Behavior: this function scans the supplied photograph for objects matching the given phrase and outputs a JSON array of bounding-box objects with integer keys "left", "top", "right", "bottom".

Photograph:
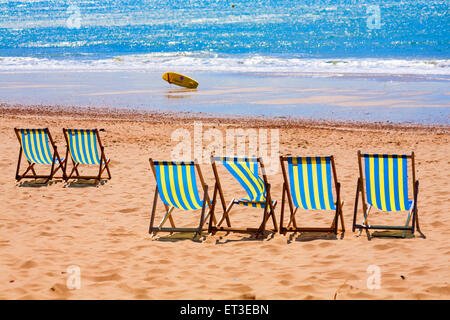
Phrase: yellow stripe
[
  {"left": 22, "top": 130, "right": 32, "bottom": 162},
  {"left": 378, "top": 156, "right": 387, "bottom": 211},
  {"left": 229, "top": 162, "right": 257, "bottom": 200},
  {"left": 398, "top": 157, "right": 406, "bottom": 211},
  {"left": 301, "top": 157, "right": 313, "bottom": 209},
  {"left": 29, "top": 130, "right": 40, "bottom": 164},
  {"left": 186, "top": 165, "right": 200, "bottom": 208},
  {"left": 168, "top": 165, "right": 184, "bottom": 209},
  {"left": 159, "top": 165, "right": 174, "bottom": 207},
  {"left": 91, "top": 131, "right": 99, "bottom": 164},
  {"left": 369, "top": 156, "right": 376, "bottom": 208},
  {"left": 34, "top": 130, "right": 46, "bottom": 164},
  {"left": 78, "top": 131, "right": 87, "bottom": 164},
  {"left": 292, "top": 158, "right": 302, "bottom": 208},
  {"left": 41, "top": 129, "right": 53, "bottom": 164},
  {"left": 238, "top": 161, "right": 265, "bottom": 198},
  {"left": 177, "top": 165, "right": 194, "bottom": 210},
  {"left": 388, "top": 157, "right": 396, "bottom": 211},
  {"left": 68, "top": 131, "right": 77, "bottom": 163},
  {"left": 84, "top": 131, "right": 91, "bottom": 164},
  {"left": 321, "top": 157, "right": 331, "bottom": 210},
  {"left": 311, "top": 158, "right": 321, "bottom": 209}
]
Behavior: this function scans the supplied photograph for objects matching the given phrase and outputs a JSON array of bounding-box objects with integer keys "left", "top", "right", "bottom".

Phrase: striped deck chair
[
  {"left": 14, "top": 128, "right": 66, "bottom": 183},
  {"left": 62, "top": 129, "right": 111, "bottom": 182},
  {"left": 352, "top": 151, "right": 420, "bottom": 237},
  {"left": 279, "top": 156, "right": 344, "bottom": 234},
  {"left": 209, "top": 156, "right": 278, "bottom": 236},
  {"left": 148, "top": 159, "right": 213, "bottom": 236}
]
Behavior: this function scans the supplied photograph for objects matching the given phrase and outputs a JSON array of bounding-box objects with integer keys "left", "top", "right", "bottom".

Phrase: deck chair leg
[
  {"left": 339, "top": 202, "right": 345, "bottom": 232},
  {"left": 352, "top": 178, "right": 360, "bottom": 232},
  {"left": 196, "top": 186, "right": 209, "bottom": 236},
  {"left": 280, "top": 184, "right": 286, "bottom": 234},
  {"left": 412, "top": 181, "right": 420, "bottom": 234},
  {"left": 256, "top": 198, "right": 270, "bottom": 238},
  {"left": 358, "top": 205, "right": 372, "bottom": 237},
  {"left": 217, "top": 200, "right": 234, "bottom": 228},
  {"left": 401, "top": 206, "right": 414, "bottom": 238},
  {"left": 287, "top": 207, "right": 298, "bottom": 229},
  {"left": 15, "top": 147, "right": 23, "bottom": 180},
  {"left": 149, "top": 188, "right": 159, "bottom": 235}
]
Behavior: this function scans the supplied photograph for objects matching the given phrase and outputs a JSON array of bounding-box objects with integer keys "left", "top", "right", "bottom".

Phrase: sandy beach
[{"left": 0, "top": 103, "right": 448, "bottom": 300}]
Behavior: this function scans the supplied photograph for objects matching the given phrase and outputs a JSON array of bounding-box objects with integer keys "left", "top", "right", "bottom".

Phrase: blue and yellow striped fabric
[
  {"left": 19, "top": 129, "right": 54, "bottom": 165},
  {"left": 287, "top": 156, "right": 336, "bottom": 210},
  {"left": 217, "top": 157, "right": 267, "bottom": 206},
  {"left": 67, "top": 129, "right": 100, "bottom": 165},
  {"left": 363, "top": 154, "right": 411, "bottom": 212},
  {"left": 153, "top": 161, "right": 204, "bottom": 211}
]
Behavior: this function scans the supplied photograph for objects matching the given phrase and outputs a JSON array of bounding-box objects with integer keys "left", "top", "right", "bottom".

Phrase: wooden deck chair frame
[
  {"left": 62, "top": 128, "right": 111, "bottom": 182},
  {"left": 279, "top": 155, "right": 345, "bottom": 235},
  {"left": 209, "top": 156, "right": 278, "bottom": 237},
  {"left": 14, "top": 128, "right": 66, "bottom": 183},
  {"left": 352, "top": 151, "right": 420, "bottom": 236},
  {"left": 148, "top": 159, "right": 214, "bottom": 236}
]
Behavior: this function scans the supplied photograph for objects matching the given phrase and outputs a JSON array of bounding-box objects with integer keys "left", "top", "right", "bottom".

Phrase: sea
[{"left": 0, "top": 0, "right": 449, "bottom": 124}]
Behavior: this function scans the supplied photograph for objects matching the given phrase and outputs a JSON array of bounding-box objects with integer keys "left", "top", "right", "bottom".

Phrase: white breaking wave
[{"left": 0, "top": 53, "right": 449, "bottom": 76}]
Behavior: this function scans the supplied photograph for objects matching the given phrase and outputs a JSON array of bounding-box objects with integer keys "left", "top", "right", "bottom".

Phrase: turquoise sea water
[{"left": 0, "top": 0, "right": 449, "bottom": 73}]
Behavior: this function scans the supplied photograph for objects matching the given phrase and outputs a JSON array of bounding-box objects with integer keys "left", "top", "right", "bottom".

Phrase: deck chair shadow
[
  {"left": 14, "top": 128, "right": 66, "bottom": 184},
  {"left": 279, "top": 156, "right": 345, "bottom": 235},
  {"left": 62, "top": 129, "right": 111, "bottom": 183},
  {"left": 148, "top": 159, "right": 214, "bottom": 237},
  {"left": 352, "top": 151, "right": 420, "bottom": 238},
  {"left": 209, "top": 156, "right": 278, "bottom": 237}
]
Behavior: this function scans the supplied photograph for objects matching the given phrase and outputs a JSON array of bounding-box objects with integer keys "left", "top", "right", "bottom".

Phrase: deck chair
[
  {"left": 279, "top": 156, "right": 345, "bottom": 234},
  {"left": 353, "top": 151, "right": 420, "bottom": 237},
  {"left": 209, "top": 156, "right": 278, "bottom": 236},
  {"left": 148, "top": 159, "right": 214, "bottom": 236},
  {"left": 14, "top": 128, "right": 66, "bottom": 183},
  {"left": 62, "top": 129, "right": 111, "bottom": 182}
]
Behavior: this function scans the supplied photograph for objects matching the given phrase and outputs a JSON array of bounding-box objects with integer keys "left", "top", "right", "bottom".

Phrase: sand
[{"left": 0, "top": 104, "right": 449, "bottom": 300}]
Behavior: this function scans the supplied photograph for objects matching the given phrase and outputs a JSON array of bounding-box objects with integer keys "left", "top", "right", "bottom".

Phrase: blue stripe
[
  {"left": 306, "top": 157, "right": 317, "bottom": 209},
  {"left": 287, "top": 159, "right": 300, "bottom": 208},
  {"left": 172, "top": 165, "right": 189, "bottom": 210},
  {"left": 315, "top": 157, "right": 326, "bottom": 209},
  {"left": 154, "top": 165, "right": 170, "bottom": 206},
  {"left": 383, "top": 155, "right": 391, "bottom": 211},
  {"left": 91, "top": 131, "right": 100, "bottom": 163},
  {"left": 325, "top": 157, "right": 336, "bottom": 210},
  {"left": 163, "top": 165, "right": 177, "bottom": 207},
  {"left": 31, "top": 129, "right": 45, "bottom": 164},
  {"left": 235, "top": 162, "right": 260, "bottom": 199},
  {"left": 222, "top": 161, "right": 254, "bottom": 200},
  {"left": 40, "top": 130, "right": 53, "bottom": 164},
  {"left": 80, "top": 130, "right": 90, "bottom": 165},
  {"left": 26, "top": 129, "right": 39, "bottom": 164},
  {"left": 296, "top": 157, "right": 309, "bottom": 209},
  {"left": 401, "top": 156, "right": 409, "bottom": 210},
  {"left": 364, "top": 156, "right": 372, "bottom": 206},
  {"left": 373, "top": 155, "right": 382, "bottom": 209},
  {"left": 392, "top": 155, "right": 400, "bottom": 211},
  {"left": 181, "top": 165, "right": 197, "bottom": 209},
  {"left": 189, "top": 165, "right": 203, "bottom": 207},
  {"left": 85, "top": 130, "right": 95, "bottom": 164}
]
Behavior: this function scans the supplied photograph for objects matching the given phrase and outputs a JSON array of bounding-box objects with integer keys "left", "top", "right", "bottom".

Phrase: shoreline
[{"left": 2, "top": 103, "right": 449, "bottom": 134}]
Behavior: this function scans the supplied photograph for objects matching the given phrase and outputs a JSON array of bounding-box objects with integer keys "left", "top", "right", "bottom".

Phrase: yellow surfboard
[{"left": 162, "top": 72, "right": 199, "bottom": 89}]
